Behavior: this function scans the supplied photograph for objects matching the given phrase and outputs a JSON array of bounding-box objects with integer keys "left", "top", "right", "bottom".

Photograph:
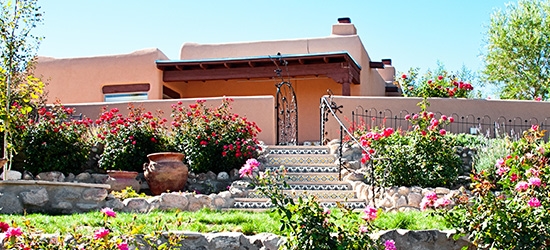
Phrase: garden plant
[
  {"left": 170, "top": 98, "right": 261, "bottom": 174},
  {"left": 95, "top": 104, "right": 172, "bottom": 172},
  {"left": 18, "top": 101, "right": 92, "bottom": 174},
  {"left": 353, "top": 98, "right": 462, "bottom": 187},
  {"left": 397, "top": 68, "right": 474, "bottom": 98},
  {"left": 239, "top": 158, "right": 396, "bottom": 250},
  {"left": 442, "top": 125, "right": 550, "bottom": 249},
  {"left": 0, "top": 207, "right": 185, "bottom": 249}
]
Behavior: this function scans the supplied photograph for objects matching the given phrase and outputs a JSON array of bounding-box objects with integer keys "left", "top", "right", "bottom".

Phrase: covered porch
[{"left": 156, "top": 52, "right": 362, "bottom": 144}]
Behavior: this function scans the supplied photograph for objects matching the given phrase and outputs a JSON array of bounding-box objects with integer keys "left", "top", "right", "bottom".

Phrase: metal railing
[
  {"left": 351, "top": 106, "right": 550, "bottom": 141},
  {"left": 320, "top": 93, "right": 390, "bottom": 206}
]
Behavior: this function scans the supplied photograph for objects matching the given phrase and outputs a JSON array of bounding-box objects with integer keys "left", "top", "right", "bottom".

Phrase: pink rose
[
  {"left": 515, "top": 181, "right": 529, "bottom": 192},
  {"left": 93, "top": 228, "right": 110, "bottom": 240},
  {"left": 5, "top": 227, "right": 22, "bottom": 238},
  {"left": 117, "top": 242, "right": 129, "bottom": 250},
  {"left": 528, "top": 177, "right": 541, "bottom": 187},
  {"left": 385, "top": 239, "right": 397, "bottom": 250},
  {"left": 528, "top": 197, "right": 541, "bottom": 207},
  {"left": 101, "top": 207, "right": 116, "bottom": 218},
  {"left": 362, "top": 206, "right": 378, "bottom": 221}
]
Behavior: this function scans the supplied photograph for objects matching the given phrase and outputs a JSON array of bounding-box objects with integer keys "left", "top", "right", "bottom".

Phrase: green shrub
[
  {"left": 472, "top": 137, "right": 509, "bottom": 173},
  {"left": 444, "top": 125, "right": 550, "bottom": 249},
  {"left": 397, "top": 67, "right": 474, "bottom": 98},
  {"left": 357, "top": 99, "right": 462, "bottom": 187},
  {"left": 19, "top": 103, "right": 92, "bottom": 175},
  {"left": 447, "top": 133, "right": 489, "bottom": 149},
  {"left": 96, "top": 104, "right": 172, "bottom": 172},
  {"left": 170, "top": 98, "right": 261, "bottom": 173}
]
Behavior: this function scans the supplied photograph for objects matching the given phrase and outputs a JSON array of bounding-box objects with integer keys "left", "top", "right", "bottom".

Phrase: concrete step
[
  {"left": 232, "top": 198, "right": 367, "bottom": 210},
  {"left": 286, "top": 182, "right": 351, "bottom": 191},
  {"left": 264, "top": 165, "right": 340, "bottom": 173},
  {"left": 283, "top": 172, "right": 341, "bottom": 182},
  {"left": 266, "top": 145, "right": 329, "bottom": 155},
  {"left": 266, "top": 154, "right": 336, "bottom": 167},
  {"left": 247, "top": 190, "right": 356, "bottom": 200}
]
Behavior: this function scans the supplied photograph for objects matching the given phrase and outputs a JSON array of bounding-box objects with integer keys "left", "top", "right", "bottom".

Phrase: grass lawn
[{"left": 0, "top": 208, "right": 453, "bottom": 236}]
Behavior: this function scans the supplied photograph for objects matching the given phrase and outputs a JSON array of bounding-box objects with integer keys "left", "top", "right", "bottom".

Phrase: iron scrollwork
[{"left": 276, "top": 81, "right": 298, "bottom": 145}]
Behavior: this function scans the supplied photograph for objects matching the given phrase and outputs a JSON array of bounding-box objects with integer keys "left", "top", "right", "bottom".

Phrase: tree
[
  {"left": 0, "top": 0, "right": 44, "bottom": 177},
  {"left": 482, "top": 0, "right": 550, "bottom": 100}
]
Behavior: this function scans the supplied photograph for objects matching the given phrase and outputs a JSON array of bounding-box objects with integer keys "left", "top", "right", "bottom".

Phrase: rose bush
[
  {"left": 444, "top": 125, "right": 550, "bottom": 249},
  {"left": 18, "top": 102, "right": 92, "bottom": 175},
  {"left": 171, "top": 98, "right": 261, "bottom": 173},
  {"left": 398, "top": 68, "right": 474, "bottom": 98},
  {"left": 355, "top": 99, "right": 462, "bottom": 187},
  {"left": 96, "top": 104, "right": 172, "bottom": 172}
]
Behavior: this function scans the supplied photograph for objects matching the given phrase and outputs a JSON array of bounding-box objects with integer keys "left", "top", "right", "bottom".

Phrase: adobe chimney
[{"left": 332, "top": 17, "right": 357, "bottom": 36}]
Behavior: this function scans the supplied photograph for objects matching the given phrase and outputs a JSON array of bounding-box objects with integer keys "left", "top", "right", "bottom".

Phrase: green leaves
[
  {"left": 171, "top": 98, "right": 261, "bottom": 173},
  {"left": 483, "top": 0, "right": 550, "bottom": 100},
  {"left": 447, "top": 126, "right": 550, "bottom": 249}
]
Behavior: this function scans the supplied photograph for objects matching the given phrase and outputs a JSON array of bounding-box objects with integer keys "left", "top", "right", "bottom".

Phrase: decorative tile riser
[
  {"left": 284, "top": 174, "right": 340, "bottom": 182},
  {"left": 233, "top": 201, "right": 366, "bottom": 210},
  {"left": 233, "top": 201, "right": 273, "bottom": 209},
  {"left": 267, "top": 148, "right": 329, "bottom": 155},
  {"left": 265, "top": 165, "right": 339, "bottom": 173},
  {"left": 267, "top": 155, "right": 336, "bottom": 166},
  {"left": 288, "top": 184, "right": 350, "bottom": 191},
  {"left": 247, "top": 190, "right": 356, "bottom": 200}
]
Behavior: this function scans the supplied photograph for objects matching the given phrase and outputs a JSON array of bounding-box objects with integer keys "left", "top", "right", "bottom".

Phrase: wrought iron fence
[{"left": 351, "top": 105, "right": 550, "bottom": 140}]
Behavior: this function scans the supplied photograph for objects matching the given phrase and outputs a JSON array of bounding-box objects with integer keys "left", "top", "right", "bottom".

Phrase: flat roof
[{"left": 155, "top": 51, "right": 363, "bottom": 84}]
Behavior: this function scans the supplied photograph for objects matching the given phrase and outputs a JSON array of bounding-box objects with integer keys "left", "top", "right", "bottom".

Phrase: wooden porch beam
[{"left": 163, "top": 62, "right": 360, "bottom": 84}]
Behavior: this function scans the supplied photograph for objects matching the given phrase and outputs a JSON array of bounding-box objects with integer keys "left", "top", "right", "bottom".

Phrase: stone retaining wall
[
  {"left": 0, "top": 179, "right": 236, "bottom": 214},
  {"left": 349, "top": 181, "right": 466, "bottom": 212},
  {"left": 0, "top": 171, "right": 470, "bottom": 214},
  {"left": 0, "top": 180, "right": 113, "bottom": 214},
  {"left": 1, "top": 230, "right": 472, "bottom": 250}
]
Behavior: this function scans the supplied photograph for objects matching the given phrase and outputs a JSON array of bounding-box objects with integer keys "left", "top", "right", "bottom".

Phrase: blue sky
[{"left": 36, "top": 1, "right": 511, "bottom": 77}]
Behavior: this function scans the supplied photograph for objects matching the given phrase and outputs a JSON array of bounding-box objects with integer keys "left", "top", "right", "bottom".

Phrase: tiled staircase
[{"left": 232, "top": 145, "right": 367, "bottom": 210}]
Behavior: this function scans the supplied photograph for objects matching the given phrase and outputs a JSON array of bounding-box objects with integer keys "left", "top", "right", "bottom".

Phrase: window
[
  {"left": 104, "top": 92, "right": 148, "bottom": 102},
  {"left": 102, "top": 83, "right": 150, "bottom": 102}
]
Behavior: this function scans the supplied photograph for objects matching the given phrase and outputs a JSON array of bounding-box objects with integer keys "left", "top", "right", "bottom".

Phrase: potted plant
[{"left": 95, "top": 104, "right": 172, "bottom": 192}]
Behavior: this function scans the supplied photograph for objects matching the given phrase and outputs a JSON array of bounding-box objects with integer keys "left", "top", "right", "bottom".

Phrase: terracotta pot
[
  {"left": 144, "top": 152, "right": 188, "bottom": 195},
  {"left": 106, "top": 170, "right": 141, "bottom": 192}
]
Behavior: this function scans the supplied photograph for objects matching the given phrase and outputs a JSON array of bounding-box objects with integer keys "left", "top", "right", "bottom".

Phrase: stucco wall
[
  {"left": 323, "top": 96, "right": 550, "bottom": 141},
  {"left": 65, "top": 96, "right": 276, "bottom": 145},
  {"left": 166, "top": 77, "right": 337, "bottom": 143},
  {"left": 35, "top": 48, "right": 169, "bottom": 103},
  {"left": 180, "top": 27, "right": 387, "bottom": 96}
]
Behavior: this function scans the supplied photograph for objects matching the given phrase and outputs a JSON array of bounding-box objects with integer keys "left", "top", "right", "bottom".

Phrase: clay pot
[
  {"left": 144, "top": 152, "right": 188, "bottom": 195},
  {"left": 106, "top": 170, "right": 141, "bottom": 192}
]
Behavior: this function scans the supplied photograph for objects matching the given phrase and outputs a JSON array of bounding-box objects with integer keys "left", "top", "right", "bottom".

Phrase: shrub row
[{"left": 13, "top": 98, "right": 261, "bottom": 175}]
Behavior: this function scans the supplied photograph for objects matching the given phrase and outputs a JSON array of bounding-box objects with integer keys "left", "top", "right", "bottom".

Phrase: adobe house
[{"left": 35, "top": 18, "right": 397, "bottom": 145}]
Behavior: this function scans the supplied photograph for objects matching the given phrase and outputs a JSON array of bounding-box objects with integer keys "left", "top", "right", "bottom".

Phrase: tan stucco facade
[
  {"left": 34, "top": 20, "right": 395, "bottom": 144},
  {"left": 36, "top": 48, "right": 169, "bottom": 103}
]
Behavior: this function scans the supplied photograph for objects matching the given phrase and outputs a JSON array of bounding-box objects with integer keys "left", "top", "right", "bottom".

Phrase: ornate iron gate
[{"left": 275, "top": 81, "right": 298, "bottom": 145}]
